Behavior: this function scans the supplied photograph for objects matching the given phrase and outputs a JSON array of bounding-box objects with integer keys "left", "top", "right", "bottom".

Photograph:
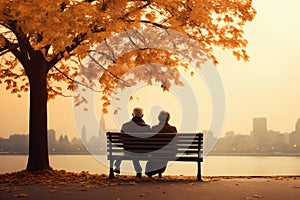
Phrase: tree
[{"left": 0, "top": 0, "right": 256, "bottom": 171}]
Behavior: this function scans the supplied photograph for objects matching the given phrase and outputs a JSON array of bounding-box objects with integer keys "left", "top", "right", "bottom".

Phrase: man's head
[
  {"left": 158, "top": 111, "right": 170, "bottom": 123},
  {"left": 132, "top": 107, "right": 144, "bottom": 118}
]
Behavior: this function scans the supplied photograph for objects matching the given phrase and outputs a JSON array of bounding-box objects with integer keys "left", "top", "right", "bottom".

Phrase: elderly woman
[{"left": 145, "top": 111, "right": 177, "bottom": 178}]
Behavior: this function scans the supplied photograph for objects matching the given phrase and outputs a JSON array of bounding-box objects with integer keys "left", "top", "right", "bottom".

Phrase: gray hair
[
  {"left": 158, "top": 111, "right": 170, "bottom": 123},
  {"left": 132, "top": 107, "right": 143, "bottom": 117}
]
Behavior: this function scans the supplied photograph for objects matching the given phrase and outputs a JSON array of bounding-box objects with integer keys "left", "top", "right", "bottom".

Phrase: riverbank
[
  {"left": 1, "top": 170, "right": 300, "bottom": 200},
  {"left": 1, "top": 152, "right": 300, "bottom": 156}
]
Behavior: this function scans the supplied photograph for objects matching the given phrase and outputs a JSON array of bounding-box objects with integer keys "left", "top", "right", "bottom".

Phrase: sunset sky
[{"left": 0, "top": 0, "right": 300, "bottom": 140}]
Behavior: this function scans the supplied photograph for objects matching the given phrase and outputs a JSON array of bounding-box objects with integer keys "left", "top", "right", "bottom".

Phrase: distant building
[
  {"left": 253, "top": 118, "right": 267, "bottom": 134},
  {"left": 203, "top": 130, "right": 217, "bottom": 152},
  {"left": 296, "top": 119, "right": 300, "bottom": 133},
  {"left": 99, "top": 114, "right": 106, "bottom": 138},
  {"left": 290, "top": 119, "right": 300, "bottom": 147},
  {"left": 266, "top": 130, "right": 288, "bottom": 150},
  {"left": 59, "top": 135, "right": 70, "bottom": 145},
  {"left": 225, "top": 131, "right": 235, "bottom": 138},
  {"left": 81, "top": 126, "right": 87, "bottom": 143},
  {"left": 283, "top": 133, "right": 290, "bottom": 145},
  {"left": 48, "top": 129, "right": 56, "bottom": 148},
  {"left": 8, "top": 134, "right": 28, "bottom": 153},
  {"left": 71, "top": 137, "right": 81, "bottom": 145},
  {"left": 9, "top": 134, "right": 28, "bottom": 145},
  {"left": 251, "top": 117, "right": 267, "bottom": 147}
]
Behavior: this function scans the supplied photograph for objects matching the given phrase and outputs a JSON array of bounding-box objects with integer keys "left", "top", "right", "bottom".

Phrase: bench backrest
[{"left": 106, "top": 132, "right": 203, "bottom": 157}]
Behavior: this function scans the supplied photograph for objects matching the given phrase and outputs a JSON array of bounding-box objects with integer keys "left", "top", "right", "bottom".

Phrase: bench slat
[
  {"left": 106, "top": 149, "right": 199, "bottom": 154},
  {"left": 106, "top": 144, "right": 202, "bottom": 148},
  {"left": 107, "top": 155, "right": 203, "bottom": 162},
  {"left": 107, "top": 132, "right": 200, "bottom": 137}
]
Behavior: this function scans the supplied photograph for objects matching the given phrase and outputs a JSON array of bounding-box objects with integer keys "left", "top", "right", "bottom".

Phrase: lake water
[{"left": 1, "top": 155, "right": 300, "bottom": 176}]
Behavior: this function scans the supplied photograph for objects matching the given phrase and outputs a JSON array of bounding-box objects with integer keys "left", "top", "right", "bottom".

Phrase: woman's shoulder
[
  {"left": 167, "top": 124, "right": 177, "bottom": 133},
  {"left": 151, "top": 124, "right": 177, "bottom": 133}
]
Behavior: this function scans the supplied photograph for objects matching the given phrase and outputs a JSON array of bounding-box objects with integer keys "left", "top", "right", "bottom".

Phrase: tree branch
[
  {"left": 103, "top": 38, "right": 117, "bottom": 62},
  {"left": 0, "top": 47, "right": 11, "bottom": 56},
  {"left": 0, "top": 38, "right": 20, "bottom": 57},
  {"left": 53, "top": 66, "right": 101, "bottom": 92},
  {"left": 124, "top": 29, "right": 149, "bottom": 50},
  {"left": 88, "top": 50, "right": 116, "bottom": 63},
  {"left": 125, "top": 19, "right": 169, "bottom": 29},
  {"left": 1, "top": 23, "right": 33, "bottom": 64},
  {"left": 13, "top": 28, "right": 36, "bottom": 62},
  {"left": 48, "top": 33, "right": 88, "bottom": 70},
  {"left": 0, "top": 34, "right": 29, "bottom": 69},
  {"left": 48, "top": 87, "right": 73, "bottom": 98},
  {"left": 119, "top": 0, "right": 151, "bottom": 20},
  {"left": 87, "top": 54, "right": 129, "bottom": 86}
]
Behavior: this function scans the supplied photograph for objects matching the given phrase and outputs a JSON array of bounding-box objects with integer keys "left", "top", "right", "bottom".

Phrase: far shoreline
[{"left": 1, "top": 152, "right": 300, "bottom": 157}]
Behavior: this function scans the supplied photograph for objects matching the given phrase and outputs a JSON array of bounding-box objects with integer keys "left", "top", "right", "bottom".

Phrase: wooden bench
[{"left": 106, "top": 132, "right": 203, "bottom": 181}]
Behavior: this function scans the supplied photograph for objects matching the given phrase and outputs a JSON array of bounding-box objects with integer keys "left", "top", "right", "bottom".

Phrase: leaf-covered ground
[
  {"left": 1, "top": 171, "right": 300, "bottom": 200},
  {"left": 0, "top": 170, "right": 208, "bottom": 187},
  {"left": 1, "top": 170, "right": 299, "bottom": 187}
]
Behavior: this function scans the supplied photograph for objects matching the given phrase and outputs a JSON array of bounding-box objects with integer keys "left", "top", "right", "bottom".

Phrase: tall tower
[
  {"left": 252, "top": 117, "right": 267, "bottom": 147},
  {"left": 253, "top": 118, "right": 267, "bottom": 134},
  {"left": 99, "top": 114, "right": 106, "bottom": 138},
  {"left": 290, "top": 119, "right": 300, "bottom": 146},
  {"left": 81, "top": 126, "right": 87, "bottom": 143},
  {"left": 48, "top": 129, "right": 56, "bottom": 148},
  {"left": 296, "top": 119, "right": 300, "bottom": 133}
]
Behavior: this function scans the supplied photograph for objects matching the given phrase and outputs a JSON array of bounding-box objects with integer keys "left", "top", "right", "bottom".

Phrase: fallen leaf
[
  {"left": 0, "top": 187, "right": 10, "bottom": 192},
  {"left": 129, "top": 181, "right": 138, "bottom": 185},
  {"left": 14, "top": 193, "right": 29, "bottom": 198},
  {"left": 198, "top": 185, "right": 207, "bottom": 187},
  {"left": 252, "top": 194, "right": 263, "bottom": 198}
]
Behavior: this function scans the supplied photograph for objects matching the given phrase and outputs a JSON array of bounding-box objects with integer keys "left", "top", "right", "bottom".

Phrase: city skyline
[
  {"left": 1, "top": 116, "right": 300, "bottom": 140},
  {"left": 1, "top": 117, "right": 300, "bottom": 155}
]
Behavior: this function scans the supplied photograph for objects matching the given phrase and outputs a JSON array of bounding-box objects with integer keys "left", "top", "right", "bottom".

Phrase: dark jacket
[
  {"left": 121, "top": 117, "right": 151, "bottom": 133},
  {"left": 145, "top": 122, "right": 178, "bottom": 176},
  {"left": 151, "top": 122, "right": 177, "bottom": 155},
  {"left": 151, "top": 123, "right": 177, "bottom": 133},
  {"left": 121, "top": 117, "right": 151, "bottom": 153}
]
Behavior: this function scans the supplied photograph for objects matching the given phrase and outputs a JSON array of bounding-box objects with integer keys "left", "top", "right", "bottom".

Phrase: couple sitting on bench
[{"left": 113, "top": 107, "right": 177, "bottom": 178}]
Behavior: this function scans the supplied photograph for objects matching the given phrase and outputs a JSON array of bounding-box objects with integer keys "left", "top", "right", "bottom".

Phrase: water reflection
[{"left": 1, "top": 155, "right": 300, "bottom": 176}]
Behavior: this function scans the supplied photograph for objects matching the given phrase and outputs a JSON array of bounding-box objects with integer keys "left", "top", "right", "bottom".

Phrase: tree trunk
[{"left": 26, "top": 60, "right": 50, "bottom": 171}]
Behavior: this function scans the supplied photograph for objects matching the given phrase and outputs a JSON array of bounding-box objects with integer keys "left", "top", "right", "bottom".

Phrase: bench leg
[
  {"left": 109, "top": 159, "right": 114, "bottom": 179},
  {"left": 197, "top": 161, "right": 202, "bottom": 181},
  {"left": 158, "top": 173, "right": 162, "bottom": 178}
]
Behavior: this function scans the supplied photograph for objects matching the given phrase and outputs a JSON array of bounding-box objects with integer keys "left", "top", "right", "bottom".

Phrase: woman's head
[{"left": 158, "top": 111, "right": 170, "bottom": 123}]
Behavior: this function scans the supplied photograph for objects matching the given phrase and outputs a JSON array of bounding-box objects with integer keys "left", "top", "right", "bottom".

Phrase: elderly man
[{"left": 114, "top": 107, "right": 151, "bottom": 178}]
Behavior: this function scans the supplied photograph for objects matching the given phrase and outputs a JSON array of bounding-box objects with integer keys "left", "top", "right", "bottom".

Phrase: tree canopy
[{"left": 1, "top": 0, "right": 256, "bottom": 103}]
